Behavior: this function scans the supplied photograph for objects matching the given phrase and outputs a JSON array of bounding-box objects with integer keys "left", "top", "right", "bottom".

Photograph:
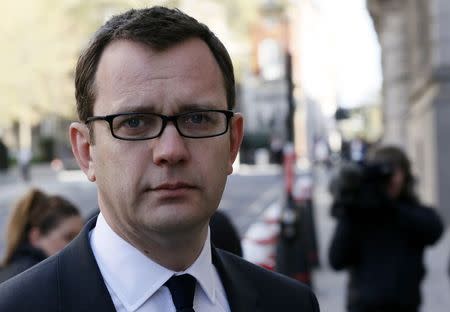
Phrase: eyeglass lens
[{"left": 111, "top": 111, "right": 228, "bottom": 139}]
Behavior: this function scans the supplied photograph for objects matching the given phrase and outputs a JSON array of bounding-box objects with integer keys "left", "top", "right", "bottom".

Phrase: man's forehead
[
  {"left": 100, "top": 38, "right": 212, "bottom": 64},
  {"left": 93, "top": 38, "right": 227, "bottom": 114},
  {"left": 95, "top": 38, "right": 223, "bottom": 85}
]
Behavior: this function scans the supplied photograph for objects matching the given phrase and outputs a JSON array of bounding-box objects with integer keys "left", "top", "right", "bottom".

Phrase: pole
[
  {"left": 275, "top": 51, "right": 312, "bottom": 287},
  {"left": 285, "top": 52, "right": 295, "bottom": 143}
]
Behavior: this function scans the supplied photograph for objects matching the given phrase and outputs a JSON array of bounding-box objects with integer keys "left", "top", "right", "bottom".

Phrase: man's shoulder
[
  {"left": 0, "top": 256, "right": 39, "bottom": 283},
  {"left": 218, "top": 249, "right": 306, "bottom": 288},
  {"left": 216, "top": 249, "right": 320, "bottom": 311},
  {"left": 0, "top": 255, "right": 59, "bottom": 310}
]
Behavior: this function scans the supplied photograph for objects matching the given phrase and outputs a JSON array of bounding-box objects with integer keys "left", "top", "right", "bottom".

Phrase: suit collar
[
  {"left": 212, "top": 247, "right": 259, "bottom": 312},
  {"left": 57, "top": 217, "right": 116, "bottom": 312},
  {"left": 57, "top": 217, "right": 259, "bottom": 312}
]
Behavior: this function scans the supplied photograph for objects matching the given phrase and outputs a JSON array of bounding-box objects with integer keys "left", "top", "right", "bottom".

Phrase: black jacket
[
  {"left": 210, "top": 210, "right": 243, "bottom": 257},
  {"left": 0, "top": 244, "right": 46, "bottom": 284},
  {"left": 329, "top": 200, "right": 443, "bottom": 311},
  {"left": 0, "top": 217, "right": 320, "bottom": 311}
]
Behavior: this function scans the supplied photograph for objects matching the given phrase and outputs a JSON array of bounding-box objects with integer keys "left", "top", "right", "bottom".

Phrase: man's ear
[
  {"left": 69, "top": 122, "right": 96, "bottom": 182},
  {"left": 227, "top": 113, "right": 244, "bottom": 175}
]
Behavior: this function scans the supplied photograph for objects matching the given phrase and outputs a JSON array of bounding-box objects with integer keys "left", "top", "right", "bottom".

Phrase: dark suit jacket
[
  {"left": 210, "top": 210, "right": 243, "bottom": 257},
  {"left": 0, "top": 218, "right": 320, "bottom": 311}
]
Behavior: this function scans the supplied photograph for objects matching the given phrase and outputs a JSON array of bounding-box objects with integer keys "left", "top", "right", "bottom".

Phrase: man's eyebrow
[
  {"left": 112, "top": 102, "right": 224, "bottom": 115},
  {"left": 176, "top": 103, "right": 221, "bottom": 112}
]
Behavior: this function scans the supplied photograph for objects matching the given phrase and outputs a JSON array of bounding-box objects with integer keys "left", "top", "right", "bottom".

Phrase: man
[{"left": 0, "top": 7, "right": 320, "bottom": 311}]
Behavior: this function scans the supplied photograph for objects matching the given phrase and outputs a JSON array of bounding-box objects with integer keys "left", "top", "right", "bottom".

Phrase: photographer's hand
[
  {"left": 328, "top": 216, "right": 359, "bottom": 270},
  {"left": 396, "top": 203, "right": 444, "bottom": 245}
]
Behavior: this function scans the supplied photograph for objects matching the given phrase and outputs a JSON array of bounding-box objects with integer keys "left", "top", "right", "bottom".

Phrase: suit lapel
[
  {"left": 57, "top": 217, "right": 116, "bottom": 312},
  {"left": 212, "top": 247, "right": 259, "bottom": 312},
  {"left": 56, "top": 219, "right": 259, "bottom": 312}
]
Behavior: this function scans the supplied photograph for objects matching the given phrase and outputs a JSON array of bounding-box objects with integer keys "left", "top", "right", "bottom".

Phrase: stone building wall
[{"left": 368, "top": 0, "right": 450, "bottom": 222}]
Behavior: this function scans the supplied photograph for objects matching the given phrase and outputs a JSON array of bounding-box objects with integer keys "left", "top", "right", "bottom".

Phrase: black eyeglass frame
[{"left": 84, "top": 109, "right": 235, "bottom": 141}]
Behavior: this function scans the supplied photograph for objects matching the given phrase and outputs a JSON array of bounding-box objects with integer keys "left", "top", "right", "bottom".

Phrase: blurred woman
[
  {"left": 0, "top": 189, "right": 83, "bottom": 283},
  {"left": 329, "top": 146, "right": 444, "bottom": 312}
]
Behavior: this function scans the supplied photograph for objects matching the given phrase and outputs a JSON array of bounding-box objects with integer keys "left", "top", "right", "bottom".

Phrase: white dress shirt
[{"left": 90, "top": 213, "right": 231, "bottom": 312}]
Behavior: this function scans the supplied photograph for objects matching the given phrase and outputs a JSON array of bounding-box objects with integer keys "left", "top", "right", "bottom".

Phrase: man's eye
[
  {"left": 188, "top": 113, "right": 205, "bottom": 124},
  {"left": 125, "top": 118, "right": 142, "bottom": 128}
]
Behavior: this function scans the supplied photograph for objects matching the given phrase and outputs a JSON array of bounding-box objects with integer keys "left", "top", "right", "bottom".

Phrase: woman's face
[
  {"left": 387, "top": 167, "right": 405, "bottom": 199},
  {"left": 31, "top": 215, "right": 84, "bottom": 257}
]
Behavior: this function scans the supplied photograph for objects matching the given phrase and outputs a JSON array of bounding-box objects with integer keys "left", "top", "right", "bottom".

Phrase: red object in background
[{"left": 283, "top": 143, "right": 296, "bottom": 195}]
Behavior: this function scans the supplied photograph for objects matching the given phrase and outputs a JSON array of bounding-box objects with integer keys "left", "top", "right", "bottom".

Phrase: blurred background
[
  {"left": 0, "top": 0, "right": 449, "bottom": 311},
  {"left": 0, "top": 0, "right": 384, "bottom": 177}
]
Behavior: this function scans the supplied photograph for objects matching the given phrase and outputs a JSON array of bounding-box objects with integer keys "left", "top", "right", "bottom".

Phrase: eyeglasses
[{"left": 85, "top": 109, "right": 234, "bottom": 140}]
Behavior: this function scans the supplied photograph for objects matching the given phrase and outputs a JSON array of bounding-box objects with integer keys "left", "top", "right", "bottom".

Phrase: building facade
[{"left": 368, "top": 0, "right": 450, "bottom": 223}]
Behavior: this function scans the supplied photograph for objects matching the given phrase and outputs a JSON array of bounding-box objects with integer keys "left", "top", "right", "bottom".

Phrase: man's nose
[{"left": 152, "top": 122, "right": 190, "bottom": 166}]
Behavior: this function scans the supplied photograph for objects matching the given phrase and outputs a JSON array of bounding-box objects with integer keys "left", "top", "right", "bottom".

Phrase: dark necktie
[{"left": 165, "top": 274, "right": 196, "bottom": 312}]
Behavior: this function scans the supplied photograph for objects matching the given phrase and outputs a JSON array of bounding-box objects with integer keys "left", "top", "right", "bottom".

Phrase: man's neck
[{"left": 103, "top": 214, "right": 209, "bottom": 271}]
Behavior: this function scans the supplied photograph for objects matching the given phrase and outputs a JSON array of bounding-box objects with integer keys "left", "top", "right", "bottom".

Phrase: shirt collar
[
  {"left": 183, "top": 226, "right": 216, "bottom": 304},
  {"left": 90, "top": 212, "right": 216, "bottom": 311}
]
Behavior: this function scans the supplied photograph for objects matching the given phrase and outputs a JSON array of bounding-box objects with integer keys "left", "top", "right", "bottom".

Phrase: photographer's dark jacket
[{"left": 329, "top": 200, "right": 443, "bottom": 311}]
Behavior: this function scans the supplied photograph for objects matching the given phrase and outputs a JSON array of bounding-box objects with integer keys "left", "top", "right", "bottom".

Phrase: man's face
[{"left": 73, "top": 38, "right": 243, "bottom": 240}]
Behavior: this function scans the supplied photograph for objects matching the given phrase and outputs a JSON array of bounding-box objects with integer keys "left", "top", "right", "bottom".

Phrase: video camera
[{"left": 329, "top": 161, "right": 395, "bottom": 218}]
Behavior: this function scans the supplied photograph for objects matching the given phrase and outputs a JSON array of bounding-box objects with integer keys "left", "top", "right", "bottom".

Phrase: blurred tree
[
  {"left": 0, "top": 0, "right": 259, "bottom": 127},
  {"left": 0, "top": 0, "right": 263, "bottom": 154},
  {"left": 0, "top": 1, "right": 94, "bottom": 128}
]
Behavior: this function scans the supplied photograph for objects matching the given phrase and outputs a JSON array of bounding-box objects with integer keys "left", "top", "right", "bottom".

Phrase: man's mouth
[{"left": 152, "top": 182, "right": 195, "bottom": 191}]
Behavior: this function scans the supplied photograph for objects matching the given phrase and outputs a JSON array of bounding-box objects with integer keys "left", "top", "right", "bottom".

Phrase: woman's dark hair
[
  {"left": 367, "top": 145, "right": 418, "bottom": 203},
  {"left": 1, "top": 189, "right": 80, "bottom": 266},
  {"left": 75, "top": 6, "right": 235, "bottom": 123}
]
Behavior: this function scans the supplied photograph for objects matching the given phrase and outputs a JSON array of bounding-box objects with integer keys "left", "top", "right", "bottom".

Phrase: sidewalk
[
  {"left": 312, "top": 167, "right": 346, "bottom": 312},
  {"left": 0, "top": 163, "right": 57, "bottom": 185}
]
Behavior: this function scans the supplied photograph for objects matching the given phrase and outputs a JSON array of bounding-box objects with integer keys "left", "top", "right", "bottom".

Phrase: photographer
[{"left": 328, "top": 146, "right": 443, "bottom": 312}]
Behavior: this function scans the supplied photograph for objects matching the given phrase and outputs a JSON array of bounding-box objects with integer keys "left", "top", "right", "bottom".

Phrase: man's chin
[{"left": 137, "top": 207, "right": 208, "bottom": 231}]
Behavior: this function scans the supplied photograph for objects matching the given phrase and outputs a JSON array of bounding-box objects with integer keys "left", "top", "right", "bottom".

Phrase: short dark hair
[
  {"left": 367, "top": 145, "right": 418, "bottom": 203},
  {"left": 75, "top": 6, "right": 235, "bottom": 122}
]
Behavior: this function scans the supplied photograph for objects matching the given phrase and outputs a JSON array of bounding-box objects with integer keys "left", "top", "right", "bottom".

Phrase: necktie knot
[{"left": 165, "top": 274, "right": 196, "bottom": 312}]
